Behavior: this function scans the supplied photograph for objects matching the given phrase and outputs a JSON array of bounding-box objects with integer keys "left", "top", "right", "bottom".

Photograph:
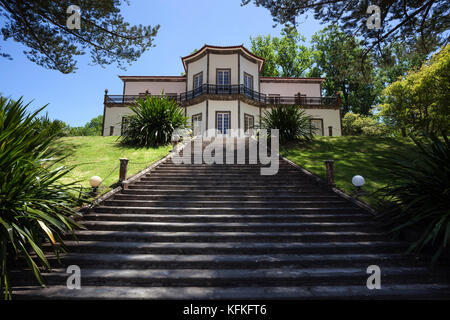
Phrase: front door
[{"left": 216, "top": 112, "right": 230, "bottom": 135}]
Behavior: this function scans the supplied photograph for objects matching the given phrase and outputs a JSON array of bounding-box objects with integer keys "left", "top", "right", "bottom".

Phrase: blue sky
[{"left": 0, "top": 0, "right": 324, "bottom": 126}]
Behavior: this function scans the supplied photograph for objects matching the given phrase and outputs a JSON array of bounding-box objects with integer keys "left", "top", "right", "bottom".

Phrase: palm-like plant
[
  {"left": 0, "top": 97, "right": 84, "bottom": 299},
  {"left": 260, "top": 106, "right": 314, "bottom": 144},
  {"left": 376, "top": 133, "right": 450, "bottom": 263},
  {"left": 121, "top": 96, "right": 188, "bottom": 147}
]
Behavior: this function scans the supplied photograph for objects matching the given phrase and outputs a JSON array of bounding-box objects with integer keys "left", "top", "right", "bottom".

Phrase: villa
[{"left": 102, "top": 44, "right": 342, "bottom": 137}]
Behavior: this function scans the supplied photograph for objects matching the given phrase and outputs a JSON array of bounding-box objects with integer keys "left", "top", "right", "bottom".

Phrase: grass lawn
[
  {"left": 56, "top": 136, "right": 172, "bottom": 193},
  {"left": 280, "top": 136, "right": 418, "bottom": 206}
]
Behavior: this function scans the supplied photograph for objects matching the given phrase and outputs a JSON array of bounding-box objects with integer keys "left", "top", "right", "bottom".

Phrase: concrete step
[
  {"left": 150, "top": 170, "right": 303, "bottom": 175},
  {"left": 40, "top": 252, "right": 429, "bottom": 269},
  {"left": 120, "top": 189, "right": 335, "bottom": 196},
  {"left": 126, "top": 184, "right": 326, "bottom": 191},
  {"left": 80, "top": 220, "right": 375, "bottom": 232},
  {"left": 12, "top": 266, "right": 447, "bottom": 288},
  {"left": 93, "top": 206, "right": 363, "bottom": 214},
  {"left": 157, "top": 164, "right": 294, "bottom": 169},
  {"left": 133, "top": 180, "right": 320, "bottom": 186},
  {"left": 53, "top": 241, "right": 407, "bottom": 255},
  {"left": 13, "top": 283, "right": 450, "bottom": 299},
  {"left": 83, "top": 212, "right": 372, "bottom": 223},
  {"left": 113, "top": 193, "right": 341, "bottom": 201},
  {"left": 102, "top": 199, "right": 351, "bottom": 208},
  {"left": 70, "top": 230, "right": 388, "bottom": 242}
]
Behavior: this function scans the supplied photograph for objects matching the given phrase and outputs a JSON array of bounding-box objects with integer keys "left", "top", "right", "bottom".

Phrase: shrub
[
  {"left": 342, "top": 112, "right": 389, "bottom": 136},
  {"left": 34, "top": 113, "right": 67, "bottom": 137},
  {"left": 66, "top": 115, "right": 103, "bottom": 136},
  {"left": 121, "top": 96, "right": 187, "bottom": 147},
  {"left": 0, "top": 97, "right": 84, "bottom": 299},
  {"left": 260, "top": 106, "right": 313, "bottom": 144},
  {"left": 376, "top": 133, "right": 450, "bottom": 263}
]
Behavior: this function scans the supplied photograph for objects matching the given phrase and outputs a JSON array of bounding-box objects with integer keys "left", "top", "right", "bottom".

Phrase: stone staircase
[{"left": 11, "top": 138, "right": 450, "bottom": 299}]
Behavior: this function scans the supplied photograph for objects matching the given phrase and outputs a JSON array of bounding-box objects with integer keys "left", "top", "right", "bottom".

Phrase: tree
[
  {"left": 242, "top": 0, "right": 449, "bottom": 57},
  {"left": 342, "top": 112, "right": 388, "bottom": 136},
  {"left": 310, "top": 25, "right": 379, "bottom": 115},
  {"left": 0, "top": 1, "right": 159, "bottom": 73},
  {"left": 250, "top": 24, "right": 313, "bottom": 77},
  {"left": 376, "top": 40, "right": 436, "bottom": 86},
  {"left": 378, "top": 45, "right": 450, "bottom": 136},
  {"left": 67, "top": 115, "right": 103, "bottom": 136}
]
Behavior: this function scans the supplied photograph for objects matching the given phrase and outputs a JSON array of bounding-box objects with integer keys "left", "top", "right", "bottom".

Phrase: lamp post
[
  {"left": 351, "top": 175, "right": 369, "bottom": 197},
  {"left": 89, "top": 176, "right": 102, "bottom": 196}
]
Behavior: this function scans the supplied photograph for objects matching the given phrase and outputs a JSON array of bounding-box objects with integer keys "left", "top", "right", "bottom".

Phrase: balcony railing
[{"left": 105, "top": 84, "right": 338, "bottom": 107}]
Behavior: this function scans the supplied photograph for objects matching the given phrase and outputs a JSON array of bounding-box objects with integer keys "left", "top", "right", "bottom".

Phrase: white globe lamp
[
  {"left": 352, "top": 175, "right": 365, "bottom": 188},
  {"left": 89, "top": 176, "right": 102, "bottom": 195}
]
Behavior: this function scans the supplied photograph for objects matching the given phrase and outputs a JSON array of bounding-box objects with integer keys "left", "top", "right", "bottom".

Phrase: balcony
[{"left": 105, "top": 84, "right": 338, "bottom": 108}]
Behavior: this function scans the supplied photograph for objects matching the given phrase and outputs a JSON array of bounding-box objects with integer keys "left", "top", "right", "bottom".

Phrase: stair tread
[
  {"left": 13, "top": 284, "right": 450, "bottom": 299},
  {"left": 58, "top": 240, "right": 407, "bottom": 249},
  {"left": 29, "top": 266, "right": 439, "bottom": 279}
]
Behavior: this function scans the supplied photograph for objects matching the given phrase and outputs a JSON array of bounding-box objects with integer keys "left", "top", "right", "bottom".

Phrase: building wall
[
  {"left": 303, "top": 108, "right": 342, "bottom": 136},
  {"left": 103, "top": 107, "right": 135, "bottom": 136},
  {"left": 187, "top": 55, "right": 207, "bottom": 91},
  {"left": 123, "top": 81, "right": 186, "bottom": 96},
  {"left": 239, "top": 55, "right": 259, "bottom": 89},
  {"left": 208, "top": 53, "right": 239, "bottom": 85},
  {"left": 185, "top": 101, "right": 206, "bottom": 134},
  {"left": 240, "top": 102, "right": 261, "bottom": 130},
  {"left": 260, "top": 81, "right": 321, "bottom": 97}
]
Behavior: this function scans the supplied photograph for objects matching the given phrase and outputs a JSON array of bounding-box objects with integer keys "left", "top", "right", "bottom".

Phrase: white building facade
[{"left": 102, "top": 45, "right": 342, "bottom": 137}]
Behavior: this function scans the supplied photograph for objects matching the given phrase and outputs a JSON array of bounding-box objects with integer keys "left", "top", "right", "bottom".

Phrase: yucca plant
[
  {"left": 0, "top": 97, "right": 84, "bottom": 299},
  {"left": 121, "top": 95, "right": 188, "bottom": 147},
  {"left": 376, "top": 133, "right": 450, "bottom": 263},
  {"left": 260, "top": 106, "right": 314, "bottom": 144}
]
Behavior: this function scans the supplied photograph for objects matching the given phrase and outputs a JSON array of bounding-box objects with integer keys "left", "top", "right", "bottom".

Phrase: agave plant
[
  {"left": 0, "top": 97, "right": 84, "bottom": 299},
  {"left": 376, "top": 133, "right": 450, "bottom": 263},
  {"left": 260, "top": 106, "right": 314, "bottom": 144},
  {"left": 121, "top": 95, "right": 188, "bottom": 147}
]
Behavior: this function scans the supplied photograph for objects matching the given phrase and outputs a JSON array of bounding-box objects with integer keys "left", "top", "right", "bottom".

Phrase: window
[
  {"left": 193, "top": 72, "right": 203, "bottom": 96},
  {"left": 217, "top": 69, "right": 231, "bottom": 93},
  {"left": 310, "top": 119, "right": 324, "bottom": 136},
  {"left": 109, "top": 126, "right": 114, "bottom": 136},
  {"left": 243, "top": 72, "right": 253, "bottom": 90},
  {"left": 268, "top": 94, "right": 280, "bottom": 104},
  {"left": 216, "top": 112, "right": 231, "bottom": 135},
  {"left": 192, "top": 113, "right": 202, "bottom": 136},
  {"left": 244, "top": 114, "right": 254, "bottom": 135}
]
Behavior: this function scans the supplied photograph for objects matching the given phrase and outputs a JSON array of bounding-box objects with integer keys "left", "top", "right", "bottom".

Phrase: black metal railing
[{"left": 105, "top": 84, "right": 338, "bottom": 106}]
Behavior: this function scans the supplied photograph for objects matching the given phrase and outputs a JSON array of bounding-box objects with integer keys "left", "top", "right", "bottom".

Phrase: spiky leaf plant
[
  {"left": 376, "top": 133, "right": 450, "bottom": 263},
  {"left": 121, "top": 96, "right": 187, "bottom": 147},
  {"left": 260, "top": 105, "right": 314, "bottom": 144},
  {"left": 0, "top": 97, "right": 84, "bottom": 299}
]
